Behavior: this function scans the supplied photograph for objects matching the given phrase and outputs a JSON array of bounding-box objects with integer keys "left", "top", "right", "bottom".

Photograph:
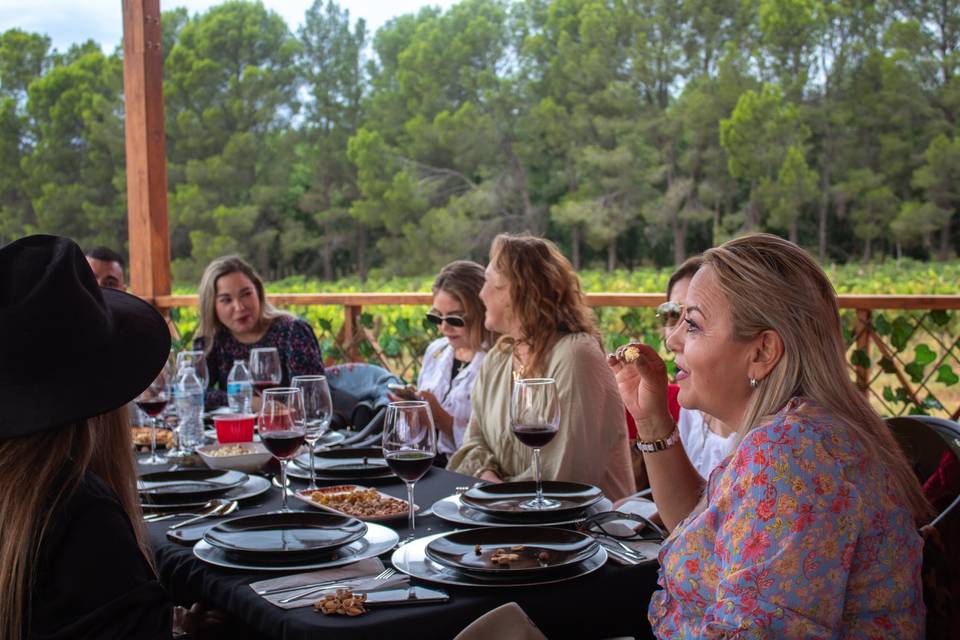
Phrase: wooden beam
[{"left": 122, "top": 0, "right": 170, "bottom": 299}]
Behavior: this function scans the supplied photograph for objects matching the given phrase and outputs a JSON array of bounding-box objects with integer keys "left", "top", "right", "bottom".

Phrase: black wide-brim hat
[{"left": 0, "top": 234, "right": 171, "bottom": 438}]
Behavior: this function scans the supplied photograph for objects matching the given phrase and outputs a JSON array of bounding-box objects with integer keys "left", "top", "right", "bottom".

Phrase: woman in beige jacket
[{"left": 447, "top": 234, "right": 635, "bottom": 501}]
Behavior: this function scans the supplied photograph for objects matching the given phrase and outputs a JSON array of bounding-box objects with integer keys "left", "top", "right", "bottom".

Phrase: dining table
[{"left": 143, "top": 456, "right": 661, "bottom": 640}]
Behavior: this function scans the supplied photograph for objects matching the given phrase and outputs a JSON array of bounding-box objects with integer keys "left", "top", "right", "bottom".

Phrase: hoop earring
[{"left": 749, "top": 377, "right": 759, "bottom": 389}]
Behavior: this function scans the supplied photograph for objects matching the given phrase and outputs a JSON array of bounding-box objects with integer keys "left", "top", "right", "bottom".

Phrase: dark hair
[
  {"left": 666, "top": 256, "right": 703, "bottom": 299},
  {"left": 85, "top": 246, "right": 125, "bottom": 269},
  {"left": 432, "top": 260, "right": 496, "bottom": 350}
]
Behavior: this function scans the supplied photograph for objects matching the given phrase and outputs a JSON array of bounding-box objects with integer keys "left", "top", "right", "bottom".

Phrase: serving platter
[{"left": 293, "top": 485, "right": 418, "bottom": 522}]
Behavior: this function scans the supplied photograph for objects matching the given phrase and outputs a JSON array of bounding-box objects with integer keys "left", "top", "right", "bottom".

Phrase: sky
[{"left": 0, "top": 0, "right": 458, "bottom": 53}]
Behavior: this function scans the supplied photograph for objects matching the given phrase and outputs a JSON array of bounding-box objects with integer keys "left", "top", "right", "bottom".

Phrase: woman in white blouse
[{"left": 389, "top": 261, "right": 495, "bottom": 462}]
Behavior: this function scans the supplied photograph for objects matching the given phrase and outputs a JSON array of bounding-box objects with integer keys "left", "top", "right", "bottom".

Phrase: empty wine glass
[
  {"left": 259, "top": 387, "right": 306, "bottom": 511},
  {"left": 510, "top": 378, "right": 561, "bottom": 510},
  {"left": 135, "top": 360, "right": 173, "bottom": 465},
  {"left": 249, "top": 347, "right": 281, "bottom": 396},
  {"left": 382, "top": 401, "right": 436, "bottom": 541},
  {"left": 292, "top": 375, "right": 333, "bottom": 490}
]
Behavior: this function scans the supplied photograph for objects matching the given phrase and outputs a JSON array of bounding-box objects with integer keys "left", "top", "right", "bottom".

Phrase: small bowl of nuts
[{"left": 197, "top": 442, "right": 272, "bottom": 474}]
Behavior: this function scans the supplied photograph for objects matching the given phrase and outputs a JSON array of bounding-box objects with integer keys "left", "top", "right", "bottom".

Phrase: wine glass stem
[
  {"left": 280, "top": 459, "right": 289, "bottom": 510},
  {"left": 406, "top": 481, "right": 416, "bottom": 537},
  {"left": 533, "top": 447, "right": 544, "bottom": 507},
  {"left": 150, "top": 417, "right": 158, "bottom": 459},
  {"left": 309, "top": 445, "right": 317, "bottom": 490}
]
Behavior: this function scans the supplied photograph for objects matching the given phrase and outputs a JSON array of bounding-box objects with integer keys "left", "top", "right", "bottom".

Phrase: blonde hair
[
  {"left": 433, "top": 260, "right": 497, "bottom": 351},
  {"left": 702, "top": 233, "right": 930, "bottom": 520},
  {"left": 490, "top": 234, "right": 600, "bottom": 377},
  {"left": 0, "top": 407, "right": 152, "bottom": 640},
  {"left": 196, "top": 255, "right": 291, "bottom": 354}
]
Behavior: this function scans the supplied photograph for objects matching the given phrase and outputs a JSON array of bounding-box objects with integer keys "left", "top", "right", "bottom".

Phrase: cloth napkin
[{"left": 249, "top": 558, "right": 409, "bottom": 609}]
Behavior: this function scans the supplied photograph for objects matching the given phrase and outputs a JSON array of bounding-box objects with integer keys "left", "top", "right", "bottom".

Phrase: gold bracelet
[{"left": 635, "top": 426, "right": 680, "bottom": 453}]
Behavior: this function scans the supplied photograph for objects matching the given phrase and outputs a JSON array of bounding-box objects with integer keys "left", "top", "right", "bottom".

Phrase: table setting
[{"left": 141, "top": 377, "right": 663, "bottom": 639}]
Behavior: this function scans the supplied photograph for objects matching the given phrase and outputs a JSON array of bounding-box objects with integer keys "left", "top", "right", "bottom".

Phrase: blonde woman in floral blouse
[{"left": 611, "top": 234, "right": 930, "bottom": 638}]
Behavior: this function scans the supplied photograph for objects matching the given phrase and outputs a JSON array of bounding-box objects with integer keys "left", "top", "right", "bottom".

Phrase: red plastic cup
[{"left": 213, "top": 413, "right": 256, "bottom": 443}]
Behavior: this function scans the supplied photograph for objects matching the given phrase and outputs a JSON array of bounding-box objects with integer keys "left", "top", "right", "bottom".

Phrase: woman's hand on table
[{"left": 608, "top": 343, "right": 673, "bottom": 439}]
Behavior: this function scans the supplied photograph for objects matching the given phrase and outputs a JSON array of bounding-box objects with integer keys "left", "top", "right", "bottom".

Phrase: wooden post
[
  {"left": 854, "top": 308, "right": 871, "bottom": 393},
  {"left": 122, "top": 0, "right": 170, "bottom": 302}
]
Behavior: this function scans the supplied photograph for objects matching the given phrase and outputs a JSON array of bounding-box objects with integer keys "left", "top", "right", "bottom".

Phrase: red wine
[
  {"left": 136, "top": 399, "right": 168, "bottom": 417},
  {"left": 385, "top": 451, "right": 434, "bottom": 482},
  {"left": 512, "top": 424, "right": 558, "bottom": 448},
  {"left": 253, "top": 380, "right": 276, "bottom": 395},
  {"left": 261, "top": 430, "right": 305, "bottom": 459}
]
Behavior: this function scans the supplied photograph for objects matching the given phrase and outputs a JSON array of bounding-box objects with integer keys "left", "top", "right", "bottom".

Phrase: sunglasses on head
[
  {"left": 656, "top": 301, "right": 684, "bottom": 327},
  {"left": 425, "top": 312, "right": 467, "bottom": 328}
]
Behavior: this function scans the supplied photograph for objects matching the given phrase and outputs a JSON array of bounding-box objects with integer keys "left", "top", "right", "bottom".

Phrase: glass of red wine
[
  {"left": 259, "top": 387, "right": 306, "bottom": 511},
  {"left": 136, "top": 360, "right": 173, "bottom": 465},
  {"left": 249, "top": 347, "right": 282, "bottom": 397},
  {"left": 510, "top": 377, "right": 561, "bottom": 510},
  {"left": 382, "top": 400, "right": 436, "bottom": 540}
]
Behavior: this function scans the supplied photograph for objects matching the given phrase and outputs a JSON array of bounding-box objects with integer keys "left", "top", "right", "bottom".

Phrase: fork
[{"left": 277, "top": 568, "right": 397, "bottom": 604}]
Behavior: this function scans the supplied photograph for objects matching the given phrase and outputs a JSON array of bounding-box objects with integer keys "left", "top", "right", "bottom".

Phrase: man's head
[{"left": 84, "top": 247, "right": 126, "bottom": 290}]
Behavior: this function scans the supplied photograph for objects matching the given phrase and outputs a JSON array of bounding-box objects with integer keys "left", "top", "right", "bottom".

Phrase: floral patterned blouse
[
  {"left": 193, "top": 315, "right": 324, "bottom": 408},
  {"left": 650, "top": 397, "right": 924, "bottom": 639}
]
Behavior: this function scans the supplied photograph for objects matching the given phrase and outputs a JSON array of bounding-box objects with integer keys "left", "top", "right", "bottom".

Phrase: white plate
[
  {"left": 193, "top": 522, "right": 398, "bottom": 571},
  {"left": 391, "top": 532, "right": 607, "bottom": 588},
  {"left": 141, "top": 474, "right": 271, "bottom": 510},
  {"left": 292, "top": 485, "right": 418, "bottom": 522},
  {"left": 432, "top": 494, "right": 613, "bottom": 528}
]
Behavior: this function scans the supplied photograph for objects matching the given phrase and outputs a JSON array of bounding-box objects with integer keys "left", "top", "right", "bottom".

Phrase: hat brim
[{"left": 1, "top": 289, "right": 171, "bottom": 437}]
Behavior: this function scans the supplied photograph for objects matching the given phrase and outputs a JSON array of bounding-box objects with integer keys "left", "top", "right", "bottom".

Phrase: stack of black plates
[
  {"left": 392, "top": 527, "right": 607, "bottom": 588},
  {"left": 460, "top": 481, "right": 602, "bottom": 521},
  {"left": 288, "top": 447, "right": 395, "bottom": 481},
  {"left": 138, "top": 469, "right": 250, "bottom": 507},
  {"left": 193, "top": 512, "right": 400, "bottom": 571}
]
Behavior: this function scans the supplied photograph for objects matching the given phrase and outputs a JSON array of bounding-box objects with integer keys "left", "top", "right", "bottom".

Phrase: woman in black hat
[{"left": 0, "top": 235, "right": 173, "bottom": 640}]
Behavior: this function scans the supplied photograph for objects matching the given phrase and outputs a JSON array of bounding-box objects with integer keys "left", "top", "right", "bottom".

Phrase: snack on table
[
  {"left": 304, "top": 487, "right": 408, "bottom": 519},
  {"left": 315, "top": 589, "right": 367, "bottom": 616},
  {"left": 132, "top": 427, "right": 173, "bottom": 449},
  {"left": 207, "top": 444, "right": 257, "bottom": 457}
]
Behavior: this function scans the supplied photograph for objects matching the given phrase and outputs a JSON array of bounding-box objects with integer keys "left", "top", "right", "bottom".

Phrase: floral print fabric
[{"left": 650, "top": 397, "right": 924, "bottom": 639}]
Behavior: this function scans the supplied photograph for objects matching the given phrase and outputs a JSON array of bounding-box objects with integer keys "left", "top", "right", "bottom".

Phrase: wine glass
[
  {"left": 259, "top": 387, "right": 306, "bottom": 511},
  {"left": 382, "top": 400, "right": 436, "bottom": 541},
  {"left": 510, "top": 378, "right": 561, "bottom": 510},
  {"left": 249, "top": 347, "right": 282, "bottom": 396},
  {"left": 292, "top": 375, "right": 333, "bottom": 491},
  {"left": 136, "top": 360, "right": 173, "bottom": 465}
]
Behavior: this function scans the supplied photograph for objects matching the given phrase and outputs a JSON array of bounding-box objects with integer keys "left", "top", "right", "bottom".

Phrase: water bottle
[
  {"left": 227, "top": 359, "right": 253, "bottom": 413},
  {"left": 177, "top": 366, "right": 204, "bottom": 452}
]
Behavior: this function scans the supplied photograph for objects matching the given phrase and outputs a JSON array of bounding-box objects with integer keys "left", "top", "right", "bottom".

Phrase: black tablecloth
[{"left": 145, "top": 462, "right": 659, "bottom": 640}]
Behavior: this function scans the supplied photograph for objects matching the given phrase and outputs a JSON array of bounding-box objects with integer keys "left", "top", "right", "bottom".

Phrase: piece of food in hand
[{"left": 619, "top": 344, "right": 641, "bottom": 363}]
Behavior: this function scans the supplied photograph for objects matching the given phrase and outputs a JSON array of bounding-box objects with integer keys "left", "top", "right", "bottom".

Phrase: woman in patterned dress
[{"left": 611, "top": 233, "right": 930, "bottom": 638}]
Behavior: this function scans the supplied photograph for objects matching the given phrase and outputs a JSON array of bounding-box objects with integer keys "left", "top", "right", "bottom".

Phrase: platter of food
[{"left": 293, "top": 485, "right": 417, "bottom": 522}]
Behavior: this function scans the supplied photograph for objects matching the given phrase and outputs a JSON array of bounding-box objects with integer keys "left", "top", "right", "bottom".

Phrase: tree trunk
[
  {"left": 747, "top": 180, "right": 758, "bottom": 230},
  {"left": 355, "top": 223, "right": 367, "bottom": 282},
  {"left": 672, "top": 220, "right": 687, "bottom": 265},
  {"left": 864, "top": 237, "right": 872, "bottom": 262},
  {"left": 571, "top": 225, "right": 581, "bottom": 270},
  {"left": 789, "top": 220, "right": 798, "bottom": 244},
  {"left": 938, "top": 215, "right": 952, "bottom": 261},
  {"left": 818, "top": 154, "right": 830, "bottom": 261},
  {"left": 607, "top": 238, "right": 616, "bottom": 273}
]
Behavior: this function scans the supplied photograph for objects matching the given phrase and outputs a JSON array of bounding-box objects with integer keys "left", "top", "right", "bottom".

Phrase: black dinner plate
[
  {"left": 203, "top": 511, "right": 367, "bottom": 560},
  {"left": 459, "top": 481, "right": 603, "bottom": 519},
  {"left": 424, "top": 526, "right": 598, "bottom": 576},
  {"left": 141, "top": 474, "right": 271, "bottom": 510},
  {"left": 138, "top": 469, "right": 249, "bottom": 503},
  {"left": 293, "top": 446, "right": 390, "bottom": 477}
]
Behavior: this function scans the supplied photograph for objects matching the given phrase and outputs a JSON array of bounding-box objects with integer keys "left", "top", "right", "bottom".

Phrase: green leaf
[
  {"left": 883, "top": 386, "right": 897, "bottom": 402},
  {"left": 665, "top": 359, "right": 677, "bottom": 379},
  {"left": 936, "top": 364, "right": 959, "bottom": 386},
  {"left": 358, "top": 339, "right": 374, "bottom": 359},
  {"left": 643, "top": 334, "right": 662, "bottom": 351},
  {"left": 850, "top": 348, "right": 871, "bottom": 368},
  {"left": 380, "top": 334, "right": 402, "bottom": 358},
  {"left": 929, "top": 310, "right": 950, "bottom": 326},
  {"left": 878, "top": 356, "right": 897, "bottom": 374},
  {"left": 318, "top": 318, "right": 333, "bottom": 332},
  {"left": 359, "top": 313, "right": 375, "bottom": 329},
  {"left": 890, "top": 316, "right": 913, "bottom": 351},
  {"left": 873, "top": 313, "right": 892, "bottom": 336},
  {"left": 913, "top": 343, "right": 937, "bottom": 366},
  {"left": 908, "top": 406, "right": 929, "bottom": 416},
  {"left": 922, "top": 395, "right": 944, "bottom": 411},
  {"left": 904, "top": 361, "right": 925, "bottom": 383}
]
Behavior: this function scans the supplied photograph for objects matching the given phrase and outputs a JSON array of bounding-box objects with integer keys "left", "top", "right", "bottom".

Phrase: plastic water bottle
[
  {"left": 227, "top": 360, "right": 253, "bottom": 413},
  {"left": 177, "top": 366, "right": 204, "bottom": 452}
]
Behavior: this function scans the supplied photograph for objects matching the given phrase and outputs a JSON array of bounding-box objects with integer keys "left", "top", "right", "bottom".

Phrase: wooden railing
[{"left": 152, "top": 293, "right": 960, "bottom": 420}]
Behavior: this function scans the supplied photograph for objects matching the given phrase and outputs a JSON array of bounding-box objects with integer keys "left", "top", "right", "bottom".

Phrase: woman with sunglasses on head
[
  {"left": 0, "top": 235, "right": 172, "bottom": 639},
  {"left": 611, "top": 234, "right": 928, "bottom": 638},
  {"left": 447, "top": 234, "right": 635, "bottom": 501},
  {"left": 193, "top": 255, "right": 324, "bottom": 408},
  {"left": 388, "top": 261, "right": 494, "bottom": 465}
]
